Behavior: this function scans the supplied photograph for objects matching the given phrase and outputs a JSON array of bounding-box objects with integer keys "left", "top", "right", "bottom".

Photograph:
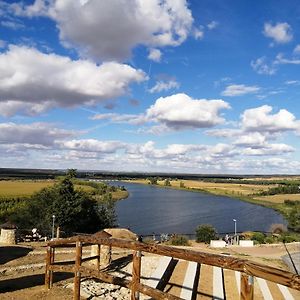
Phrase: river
[{"left": 114, "top": 182, "right": 286, "bottom": 236}]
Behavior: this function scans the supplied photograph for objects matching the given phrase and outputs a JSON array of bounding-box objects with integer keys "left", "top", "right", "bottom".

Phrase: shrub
[
  {"left": 195, "top": 224, "right": 217, "bottom": 243},
  {"left": 269, "top": 223, "right": 287, "bottom": 234},
  {"left": 169, "top": 235, "right": 189, "bottom": 246},
  {"left": 251, "top": 232, "right": 265, "bottom": 244},
  {"left": 265, "top": 236, "right": 275, "bottom": 244},
  {"left": 278, "top": 233, "right": 300, "bottom": 243}
]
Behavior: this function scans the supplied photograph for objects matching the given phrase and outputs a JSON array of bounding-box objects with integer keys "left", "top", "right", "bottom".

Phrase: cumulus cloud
[
  {"left": 242, "top": 143, "right": 294, "bottom": 156},
  {"left": 145, "top": 93, "right": 230, "bottom": 130},
  {"left": 263, "top": 22, "right": 293, "bottom": 44},
  {"left": 241, "top": 105, "right": 299, "bottom": 133},
  {"left": 149, "top": 79, "right": 180, "bottom": 93},
  {"left": 148, "top": 48, "right": 162, "bottom": 62},
  {"left": 275, "top": 53, "right": 300, "bottom": 65},
  {"left": 294, "top": 44, "right": 300, "bottom": 54},
  {"left": 90, "top": 113, "right": 145, "bottom": 125},
  {"left": 251, "top": 57, "right": 276, "bottom": 75},
  {"left": 60, "top": 139, "right": 126, "bottom": 153},
  {"left": 0, "top": 122, "right": 75, "bottom": 147},
  {"left": 221, "top": 84, "right": 260, "bottom": 96},
  {"left": 44, "top": 0, "right": 193, "bottom": 61},
  {"left": 0, "top": 45, "right": 146, "bottom": 116}
]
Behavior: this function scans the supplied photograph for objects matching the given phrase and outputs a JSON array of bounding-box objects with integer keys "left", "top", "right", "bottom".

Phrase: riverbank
[{"left": 124, "top": 178, "right": 300, "bottom": 233}]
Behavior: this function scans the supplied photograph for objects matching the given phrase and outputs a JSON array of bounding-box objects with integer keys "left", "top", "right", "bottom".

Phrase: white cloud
[
  {"left": 275, "top": 53, "right": 300, "bottom": 65},
  {"left": 148, "top": 48, "right": 162, "bottom": 62},
  {"left": 242, "top": 143, "right": 294, "bottom": 156},
  {"left": 149, "top": 79, "right": 180, "bottom": 93},
  {"left": 294, "top": 44, "right": 300, "bottom": 54},
  {"left": 263, "top": 22, "right": 293, "bottom": 44},
  {"left": 90, "top": 113, "right": 145, "bottom": 125},
  {"left": 146, "top": 93, "right": 230, "bottom": 130},
  {"left": 0, "top": 122, "right": 75, "bottom": 147},
  {"left": 45, "top": 0, "right": 193, "bottom": 61},
  {"left": 60, "top": 139, "right": 126, "bottom": 153},
  {"left": 1, "top": 20, "right": 24, "bottom": 30},
  {"left": 241, "top": 105, "right": 299, "bottom": 133},
  {"left": 0, "top": 45, "right": 146, "bottom": 116},
  {"left": 234, "top": 132, "right": 267, "bottom": 148},
  {"left": 221, "top": 84, "right": 260, "bottom": 96},
  {"left": 284, "top": 80, "right": 300, "bottom": 85},
  {"left": 207, "top": 21, "right": 218, "bottom": 30},
  {"left": 193, "top": 28, "right": 204, "bottom": 40},
  {"left": 251, "top": 57, "right": 276, "bottom": 75}
]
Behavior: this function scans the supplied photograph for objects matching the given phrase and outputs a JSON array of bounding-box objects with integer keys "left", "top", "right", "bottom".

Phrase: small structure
[{"left": 0, "top": 221, "right": 17, "bottom": 245}]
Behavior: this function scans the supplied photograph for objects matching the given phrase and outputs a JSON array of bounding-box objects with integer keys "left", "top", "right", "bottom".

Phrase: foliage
[
  {"left": 179, "top": 181, "right": 185, "bottom": 188},
  {"left": 9, "top": 177, "right": 116, "bottom": 234},
  {"left": 269, "top": 223, "right": 287, "bottom": 234},
  {"left": 169, "top": 235, "right": 189, "bottom": 246},
  {"left": 278, "top": 232, "right": 300, "bottom": 243},
  {"left": 164, "top": 178, "right": 171, "bottom": 186},
  {"left": 148, "top": 177, "right": 158, "bottom": 185},
  {"left": 195, "top": 224, "right": 217, "bottom": 243},
  {"left": 66, "top": 169, "right": 77, "bottom": 178},
  {"left": 260, "top": 184, "right": 300, "bottom": 195},
  {"left": 251, "top": 232, "right": 265, "bottom": 244}
]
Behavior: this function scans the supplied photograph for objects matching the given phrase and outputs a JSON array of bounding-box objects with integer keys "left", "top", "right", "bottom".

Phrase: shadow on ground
[
  {"left": 0, "top": 272, "right": 73, "bottom": 293},
  {"left": 0, "top": 246, "right": 32, "bottom": 264}
]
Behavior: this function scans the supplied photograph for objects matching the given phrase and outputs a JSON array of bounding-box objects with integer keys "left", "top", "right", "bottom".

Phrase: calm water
[{"left": 115, "top": 182, "right": 286, "bottom": 235}]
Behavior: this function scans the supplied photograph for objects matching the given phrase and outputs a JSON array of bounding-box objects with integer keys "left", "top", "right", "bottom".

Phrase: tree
[
  {"left": 66, "top": 168, "right": 77, "bottom": 178},
  {"left": 148, "top": 177, "right": 158, "bottom": 185},
  {"left": 179, "top": 181, "right": 185, "bottom": 188},
  {"left": 11, "top": 177, "right": 116, "bottom": 235},
  {"left": 164, "top": 178, "right": 171, "bottom": 186},
  {"left": 195, "top": 224, "right": 217, "bottom": 243}
]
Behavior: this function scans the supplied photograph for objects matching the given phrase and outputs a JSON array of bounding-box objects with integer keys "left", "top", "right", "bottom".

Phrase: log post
[
  {"left": 96, "top": 244, "right": 100, "bottom": 270},
  {"left": 45, "top": 245, "right": 52, "bottom": 289},
  {"left": 131, "top": 250, "right": 142, "bottom": 300},
  {"left": 74, "top": 241, "right": 82, "bottom": 300},
  {"left": 240, "top": 273, "right": 254, "bottom": 300},
  {"left": 49, "top": 247, "right": 55, "bottom": 287}
]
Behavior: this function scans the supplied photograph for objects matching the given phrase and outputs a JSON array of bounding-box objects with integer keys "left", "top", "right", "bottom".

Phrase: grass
[
  {"left": 253, "top": 194, "right": 300, "bottom": 204},
  {"left": 0, "top": 180, "right": 96, "bottom": 198},
  {"left": 0, "top": 180, "right": 54, "bottom": 197}
]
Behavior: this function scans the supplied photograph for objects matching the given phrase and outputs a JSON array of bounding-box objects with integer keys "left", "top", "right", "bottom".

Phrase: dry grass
[
  {"left": 0, "top": 180, "right": 54, "bottom": 197},
  {"left": 253, "top": 193, "right": 300, "bottom": 204},
  {"left": 0, "top": 180, "right": 95, "bottom": 198}
]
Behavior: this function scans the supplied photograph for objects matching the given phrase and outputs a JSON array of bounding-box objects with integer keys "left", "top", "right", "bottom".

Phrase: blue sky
[{"left": 0, "top": 0, "right": 300, "bottom": 174}]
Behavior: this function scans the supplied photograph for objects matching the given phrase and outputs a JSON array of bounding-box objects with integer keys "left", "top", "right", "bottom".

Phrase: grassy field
[
  {"left": 0, "top": 180, "right": 54, "bottom": 197},
  {"left": 253, "top": 194, "right": 300, "bottom": 204},
  {"left": 0, "top": 180, "right": 95, "bottom": 198},
  {"left": 127, "top": 178, "right": 300, "bottom": 205}
]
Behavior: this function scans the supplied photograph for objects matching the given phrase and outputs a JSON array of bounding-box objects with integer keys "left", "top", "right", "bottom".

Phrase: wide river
[{"left": 115, "top": 182, "right": 286, "bottom": 236}]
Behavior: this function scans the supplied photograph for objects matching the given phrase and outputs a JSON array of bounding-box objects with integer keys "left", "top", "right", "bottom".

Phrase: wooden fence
[{"left": 45, "top": 233, "right": 300, "bottom": 300}]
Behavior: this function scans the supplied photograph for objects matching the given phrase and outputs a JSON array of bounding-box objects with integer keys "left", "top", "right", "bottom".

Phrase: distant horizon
[
  {"left": 1, "top": 167, "right": 299, "bottom": 177},
  {"left": 0, "top": 1, "right": 300, "bottom": 174}
]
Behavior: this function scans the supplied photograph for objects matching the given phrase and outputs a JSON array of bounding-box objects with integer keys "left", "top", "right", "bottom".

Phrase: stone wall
[{"left": 0, "top": 229, "right": 16, "bottom": 244}]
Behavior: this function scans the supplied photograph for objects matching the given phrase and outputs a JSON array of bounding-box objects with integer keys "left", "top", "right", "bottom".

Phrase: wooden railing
[{"left": 45, "top": 233, "right": 300, "bottom": 300}]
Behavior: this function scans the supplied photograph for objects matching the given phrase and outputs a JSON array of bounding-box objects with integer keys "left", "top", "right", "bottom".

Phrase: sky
[{"left": 0, "top": 0, "right": 300, "bottom": 174}]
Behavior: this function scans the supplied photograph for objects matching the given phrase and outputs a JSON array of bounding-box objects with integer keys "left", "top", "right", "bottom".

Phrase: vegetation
[
  {"left": 8, "top": 177, "right": 116, "bottom": 234},
  {"left": 168, "top": 235, "right": 190, "bottom": 246},
  {"left": 195, "top": 224, "right": 217, "bottom": 243},
  {"left": 148, "top": 177, "right": 158, "bottom": 185}
]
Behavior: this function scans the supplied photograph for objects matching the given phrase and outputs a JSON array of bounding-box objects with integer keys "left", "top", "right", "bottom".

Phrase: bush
[
  {"left": 265, "top": 236, "right": 275, "bottom": 244},
  {"left": 251, "top": 232, "right": 265, "bottom": 244},
  {"left": 169, "top": 235, "right": 189, "bottom": 246},
  {"left": 278, "top": 232, "right": 300, "bottom": 243},
  {"left": 195, "top": 224, "right": 217, "bottom": 243},
  {"left": 269, "top": 223, "right": 287, "bottom": 234}
]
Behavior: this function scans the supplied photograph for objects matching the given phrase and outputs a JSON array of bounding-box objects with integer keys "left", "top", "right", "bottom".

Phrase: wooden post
[
  {"left": 131, "top": 250, "right": 142, "bottom": 300},
  {"left": 74, "top": 241, "right": 82, "bottom": 300},
  {"left": 96, "top": 244, "right": 100, "bottom": 270},
  {"left": 45, "top": 245, "right": 52, "bottom": 289},
  {"left": 240, "top": 273, "right": 254, "bottom": 300}
]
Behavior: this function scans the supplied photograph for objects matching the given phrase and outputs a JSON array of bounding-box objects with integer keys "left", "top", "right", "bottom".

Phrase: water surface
[{"left": 115, "top": 182, "right": 286, "bottom": 235}]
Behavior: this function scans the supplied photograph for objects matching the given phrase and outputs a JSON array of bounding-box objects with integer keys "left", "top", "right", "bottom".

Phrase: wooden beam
[
  {"left": 131, "top": 250, "right": 141, "bottom": 300},
  {"left": 240, "top": 274, "right": 254, "bottom": 300},
  {"left": 74, "top": 241, "right": 82, "bottom": 300},
  {"left": 45, "top": 246, "right": 52, "bottom": 289}
]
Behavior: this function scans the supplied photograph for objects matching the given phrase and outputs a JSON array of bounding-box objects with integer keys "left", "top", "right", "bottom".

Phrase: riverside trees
[{"left": 10, "top": 176, "right": 116, "bottom": 235}]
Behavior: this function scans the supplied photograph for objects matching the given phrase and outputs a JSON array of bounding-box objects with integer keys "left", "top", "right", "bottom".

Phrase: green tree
[
  {"left": 148, "top": 177, "right": 158, "bottom": 185},
  {"left": 11, "top": 177, "right": 116, "bottom": 234},
  {"left": 195, "top": 224, "right": 217, "bottom": 243},
  {"left": 164, "top": 178, "right": 171, "bottom": 186},
  {"left": 66, "top": 168, "right": 77, "bottom": 178},
  {"left": 179, "top": 181, "right": 185, "bottom": 188}
]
